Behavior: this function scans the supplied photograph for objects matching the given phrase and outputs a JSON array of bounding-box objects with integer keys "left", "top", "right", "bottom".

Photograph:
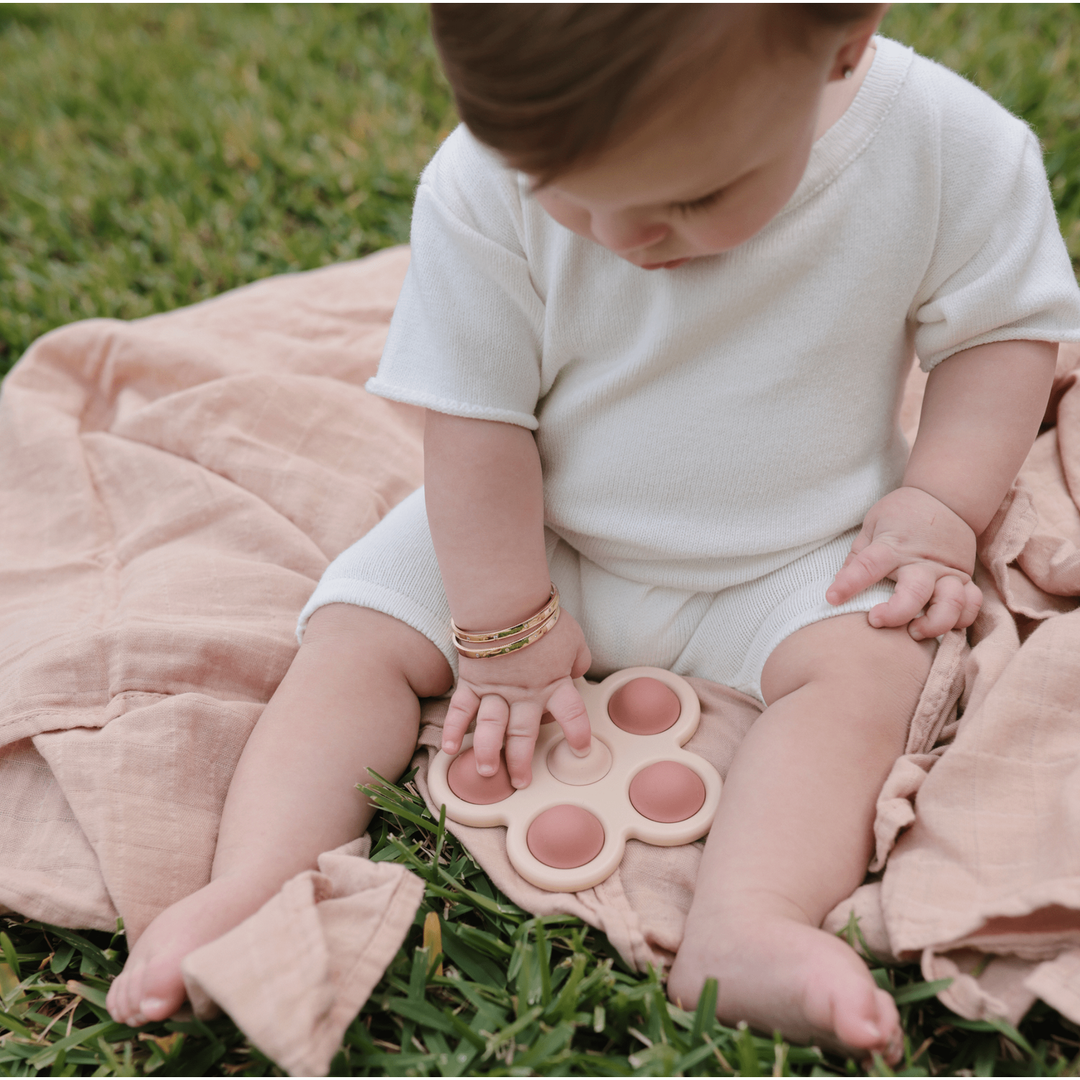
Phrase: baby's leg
[
  {"left": 107, "top": 604, "right": 452, "bottom": 1026},
  {"left": 667, "top": 613, "right": 933, "bottom": 1062}
]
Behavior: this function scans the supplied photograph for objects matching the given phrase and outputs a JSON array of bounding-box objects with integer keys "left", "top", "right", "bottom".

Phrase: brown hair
[{"left": 430, "top": 4, "right": 879, "bottom": 183}]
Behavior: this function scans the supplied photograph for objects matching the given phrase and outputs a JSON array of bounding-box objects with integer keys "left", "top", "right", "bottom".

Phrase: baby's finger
[
  {"left": 845, "top": 522, "right": 874, "bottom": 559},
  {"left": 826, "top": 541, "right": 902, "bottom": 606},
  {"left": 546, "top": 679, "right": 592, "bottom": 754},
  {"left": 505, "top": 699, "right": 543, "bottom": 788},
  {"left": 570, "top": 636, "right": 592, "bottom": 680},
  {"left": 909, "top": 575, "right": 967, "bottom": 639},
  {"left": 958, "top": 580, "right": 983, "bottom": 629},
  {"left": 442, "top": 683, "right": 481, "bottom": 754},
  {"left": 866, "top": 563, "right": 936, "bottom": 628},
  {"left": 472, "top": 694, "right": 510, "bottom": 776}
]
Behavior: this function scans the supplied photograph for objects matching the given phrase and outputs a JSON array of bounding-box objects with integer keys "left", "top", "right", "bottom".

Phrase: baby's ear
[{"left": 824, "top": 4, "right": 887, "bottom": 82}]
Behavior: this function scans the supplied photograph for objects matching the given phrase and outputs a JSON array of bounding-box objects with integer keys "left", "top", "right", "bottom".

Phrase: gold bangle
[
  {"left": 454, "top": 607, "right": 560, "bottom": 659},
  {"left": 450, "top": 584, "right": 559, "bottom": 644}
]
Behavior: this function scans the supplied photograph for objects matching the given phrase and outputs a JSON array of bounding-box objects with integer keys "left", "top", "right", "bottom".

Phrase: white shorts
[{"left": 297, "top": 488, "right": 893, "bottom": 702}]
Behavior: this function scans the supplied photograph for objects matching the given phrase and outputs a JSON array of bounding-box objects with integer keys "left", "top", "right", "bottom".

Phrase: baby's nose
[{"left": 588, "top": 213, "right": 670, "bottom": 255}]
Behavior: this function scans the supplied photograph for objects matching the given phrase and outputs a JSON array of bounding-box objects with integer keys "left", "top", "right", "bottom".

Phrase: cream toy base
[{"left": 427, "top": 667, "right": 722, "bottom": 892}]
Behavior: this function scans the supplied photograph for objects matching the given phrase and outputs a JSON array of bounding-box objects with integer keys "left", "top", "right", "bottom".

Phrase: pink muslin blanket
[{"left": 3, "top": 246, "right": 1080, "bottom": 1073}]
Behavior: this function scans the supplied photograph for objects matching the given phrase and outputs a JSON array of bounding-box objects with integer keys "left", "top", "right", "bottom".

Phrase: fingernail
[
  {"left": 570, "top": 743, "right": 591, "bottom": 758},
  {"left": 129, "top": 1011, "right": 147, "bottom": 1026},
  {"left": 477, "top": 764, "right": 495, "bottom": 776},
  {"left": 910, "top": 630, "right": 923, "bottom": 641}
]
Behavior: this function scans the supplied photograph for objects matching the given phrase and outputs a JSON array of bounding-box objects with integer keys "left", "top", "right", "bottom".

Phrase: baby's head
[{"left": 431, "top": 3, "right": 884, "bottom": 267}]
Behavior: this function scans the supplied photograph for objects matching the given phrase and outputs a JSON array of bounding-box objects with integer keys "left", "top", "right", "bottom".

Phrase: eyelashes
[{"left": 672, "top": 187, "right": 725, "bottom": 215}]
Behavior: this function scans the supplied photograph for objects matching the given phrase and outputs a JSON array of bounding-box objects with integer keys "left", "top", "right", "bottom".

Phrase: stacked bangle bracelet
[{"left": 451, "top": 584, "right": 560, "bottom": 659}]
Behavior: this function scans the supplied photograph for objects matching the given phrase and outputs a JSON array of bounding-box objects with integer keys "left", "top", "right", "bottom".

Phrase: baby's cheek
[
  {"left": 532, "top": 191, "right": 592, "bottom": 240},
  {"left": 687, "top": 209, "right": 768, "bottom": 255}
]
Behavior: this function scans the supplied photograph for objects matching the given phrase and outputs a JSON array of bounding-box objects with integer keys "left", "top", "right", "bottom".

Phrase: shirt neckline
[{"left": 781, "top": 35, "right": 914, "bottom": 218}]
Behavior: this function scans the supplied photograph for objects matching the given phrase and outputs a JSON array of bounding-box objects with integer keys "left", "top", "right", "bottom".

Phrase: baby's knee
[{"left": 302, "top": 604, "right": 454, "bottom": 699}]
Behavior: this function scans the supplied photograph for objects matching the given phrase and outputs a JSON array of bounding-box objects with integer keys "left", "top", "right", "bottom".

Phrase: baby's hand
[
  {"left": 826, "top": 486, "right": 982, "bottom": 640},
  {"left": 442, "top": 609, "right": 593, "bottom": 788}
]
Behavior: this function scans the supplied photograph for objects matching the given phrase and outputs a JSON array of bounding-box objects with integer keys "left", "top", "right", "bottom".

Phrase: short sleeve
[
  {"left": 365, "top": 128, "right": 546, "bottom": 429},
  {"left": 913, "top": 110, "right": 1080, "bottom": 372}
]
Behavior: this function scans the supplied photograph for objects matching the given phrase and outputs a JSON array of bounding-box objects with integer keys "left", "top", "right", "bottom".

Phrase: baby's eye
[{"left": 672, "top": 188, "right": 725, "bottom": 216}]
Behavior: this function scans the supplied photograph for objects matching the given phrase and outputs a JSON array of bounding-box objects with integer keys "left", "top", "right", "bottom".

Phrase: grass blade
[
  {"left": 736, "top": 1021, "right": 762, "bottom": 1076},
  {"left": 0, "top": 933, "right": 22, "bottom": 981},
  {"left": 690, "top": 976, "right": 718, "bottom": 1042},
  {"left": 66, "top": 979, "right": 110, "bottom": 1010},
  {"left": 422, "top": 912, "right": 444, "bottom": 979},
  {"left": 535, "top": 919, "right": 552, "bottom": 1009},
  {"left": 889, "top": 977, "right": 953, "bottom": 1005}
]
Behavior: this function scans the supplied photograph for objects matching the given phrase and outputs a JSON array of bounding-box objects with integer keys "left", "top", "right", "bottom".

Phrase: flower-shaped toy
[{"left": 427, "top": 667, "right": 722, "bottom": 892}]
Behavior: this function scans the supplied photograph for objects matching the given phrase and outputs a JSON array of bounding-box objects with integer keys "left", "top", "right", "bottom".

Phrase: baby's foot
[
  {"left": 106, "top": 874, "right": 276, "bottom": 1026},
  {"left": 667, "top": 911, "right": 901, "bottom": 1064}
]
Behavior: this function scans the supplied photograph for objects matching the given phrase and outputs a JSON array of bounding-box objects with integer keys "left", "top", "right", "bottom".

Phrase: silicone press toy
[{"left": 427, "top": 667, "right": 722, "bottom": 892}]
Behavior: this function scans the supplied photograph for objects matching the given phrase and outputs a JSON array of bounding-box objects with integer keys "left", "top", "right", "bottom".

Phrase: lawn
[{"left": 3, "top": 4, "right": 1080, "bottom": 1076}]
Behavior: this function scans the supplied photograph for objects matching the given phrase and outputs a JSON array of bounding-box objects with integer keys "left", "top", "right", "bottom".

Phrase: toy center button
[
  {"left": 546, "top": 736, "right": 613, "bottom": 785},
  {"left": 526, "top": 805, "right": 605, "bottom": 868},
  {"left": 446, "top": 748, "right": 515, "bottom": 805},
  {"left": 607, "top": 677, "right": 681, "bottom": 735},
  {"left": 629, "top": 761, "right": 707, "bottom": 822}
]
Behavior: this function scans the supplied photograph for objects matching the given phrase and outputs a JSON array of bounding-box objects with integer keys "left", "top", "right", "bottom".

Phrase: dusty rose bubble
[
  {"left": 607, "top": 677, "right": 681, "bottom": 734},
  {"left": 629, "top": 760, "right": 706, "bottom": 822},
  {"left": 446, "top": 747, "right": 514, "bottom": 804},
  {"left": 526, "top": 805, "right": 605, "bottom": 868}
]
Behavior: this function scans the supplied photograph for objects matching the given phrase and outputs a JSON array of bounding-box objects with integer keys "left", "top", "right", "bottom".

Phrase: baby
[{"left": 108, "top": 3, "right": 1080, "bottom": 1061}]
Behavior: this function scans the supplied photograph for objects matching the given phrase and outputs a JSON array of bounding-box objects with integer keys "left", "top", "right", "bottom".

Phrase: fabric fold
[{"left": 182, "top": 839, "right": 425, "bottom": 1078}]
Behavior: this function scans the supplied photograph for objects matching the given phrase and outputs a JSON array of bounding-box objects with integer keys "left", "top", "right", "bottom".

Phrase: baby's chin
[
  {"left": 634, "top": 256, "right": 694, "bottom": 271},
  {"left": 641, "top": 257, "right": 693, "bottom": 270}
]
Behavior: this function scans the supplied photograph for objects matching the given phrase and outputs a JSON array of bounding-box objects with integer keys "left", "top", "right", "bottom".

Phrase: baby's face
[{"left": 531, "top": 42, "right": 841, "bottom": 270}]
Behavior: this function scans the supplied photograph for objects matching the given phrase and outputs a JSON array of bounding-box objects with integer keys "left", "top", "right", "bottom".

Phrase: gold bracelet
[
  {"left": 450, "top": 584, "right": 559, "bottom": 644},
  {"left": 454, "top": 606, "right": 560, "bottom": 659}
]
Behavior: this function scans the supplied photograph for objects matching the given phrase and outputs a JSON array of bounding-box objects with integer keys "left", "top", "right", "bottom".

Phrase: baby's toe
[
  {"left": 107, "top": 966, "right": 144, "bottom": 1026},
  {"left": 105, "top": 979, "right": 122, "bottom": 1021},
  {"left": 830, "top": 981, "right": 899, "bottom": 1059},
  {"left": 874, "top": 990, "right": 903, "bottom": 1065},
  {"left": 133, "top": 955, "right": 188, "bottom": 1022}
]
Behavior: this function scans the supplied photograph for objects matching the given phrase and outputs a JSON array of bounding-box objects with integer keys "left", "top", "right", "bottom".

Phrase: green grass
[
  {"left": 0, "top": 3, "right": 456, "bottom": 375},
  {"left": 3, "top": 3, "right": 1080, "bottom": 1076}
]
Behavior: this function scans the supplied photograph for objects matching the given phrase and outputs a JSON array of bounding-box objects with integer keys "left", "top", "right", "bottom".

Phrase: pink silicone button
[
  {"left": 526, "top": 805, "right": 605, "bottom": 868},
  {"left": 629, "top": 761, "right": 707, "bottom": 823},
  {"left": 607, "top": 677, "right": 681, "bottom": 735},
  {"left": 446, "top": 748, "right": 514, "bottom": 805}
]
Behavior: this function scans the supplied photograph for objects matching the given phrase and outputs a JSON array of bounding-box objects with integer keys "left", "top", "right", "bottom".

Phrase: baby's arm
[
  {"left": 827, "top": 339, "right": 1058, "bottom": 639},
  {"left": 425, "top": 411, "right": 592, "bottom": 787}
]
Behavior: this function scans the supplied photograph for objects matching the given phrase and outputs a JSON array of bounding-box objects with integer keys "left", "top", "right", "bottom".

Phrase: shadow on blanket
[{"left": 3, "top": 246, "right": 1080, "bottom": 1073}]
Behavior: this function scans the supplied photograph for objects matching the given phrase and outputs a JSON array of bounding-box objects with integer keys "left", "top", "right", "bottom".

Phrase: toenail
[
  {"left": 141, "top": 997, "right": 168, "bottom": 1015},
  {"left": 129, "top": 1012, "right": 147, "bottom": 1026}
]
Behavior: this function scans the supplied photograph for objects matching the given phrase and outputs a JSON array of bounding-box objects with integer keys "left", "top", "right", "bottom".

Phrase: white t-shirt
[{"left": 367, "top": 37, "right": 1080, "bottom": 595}]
